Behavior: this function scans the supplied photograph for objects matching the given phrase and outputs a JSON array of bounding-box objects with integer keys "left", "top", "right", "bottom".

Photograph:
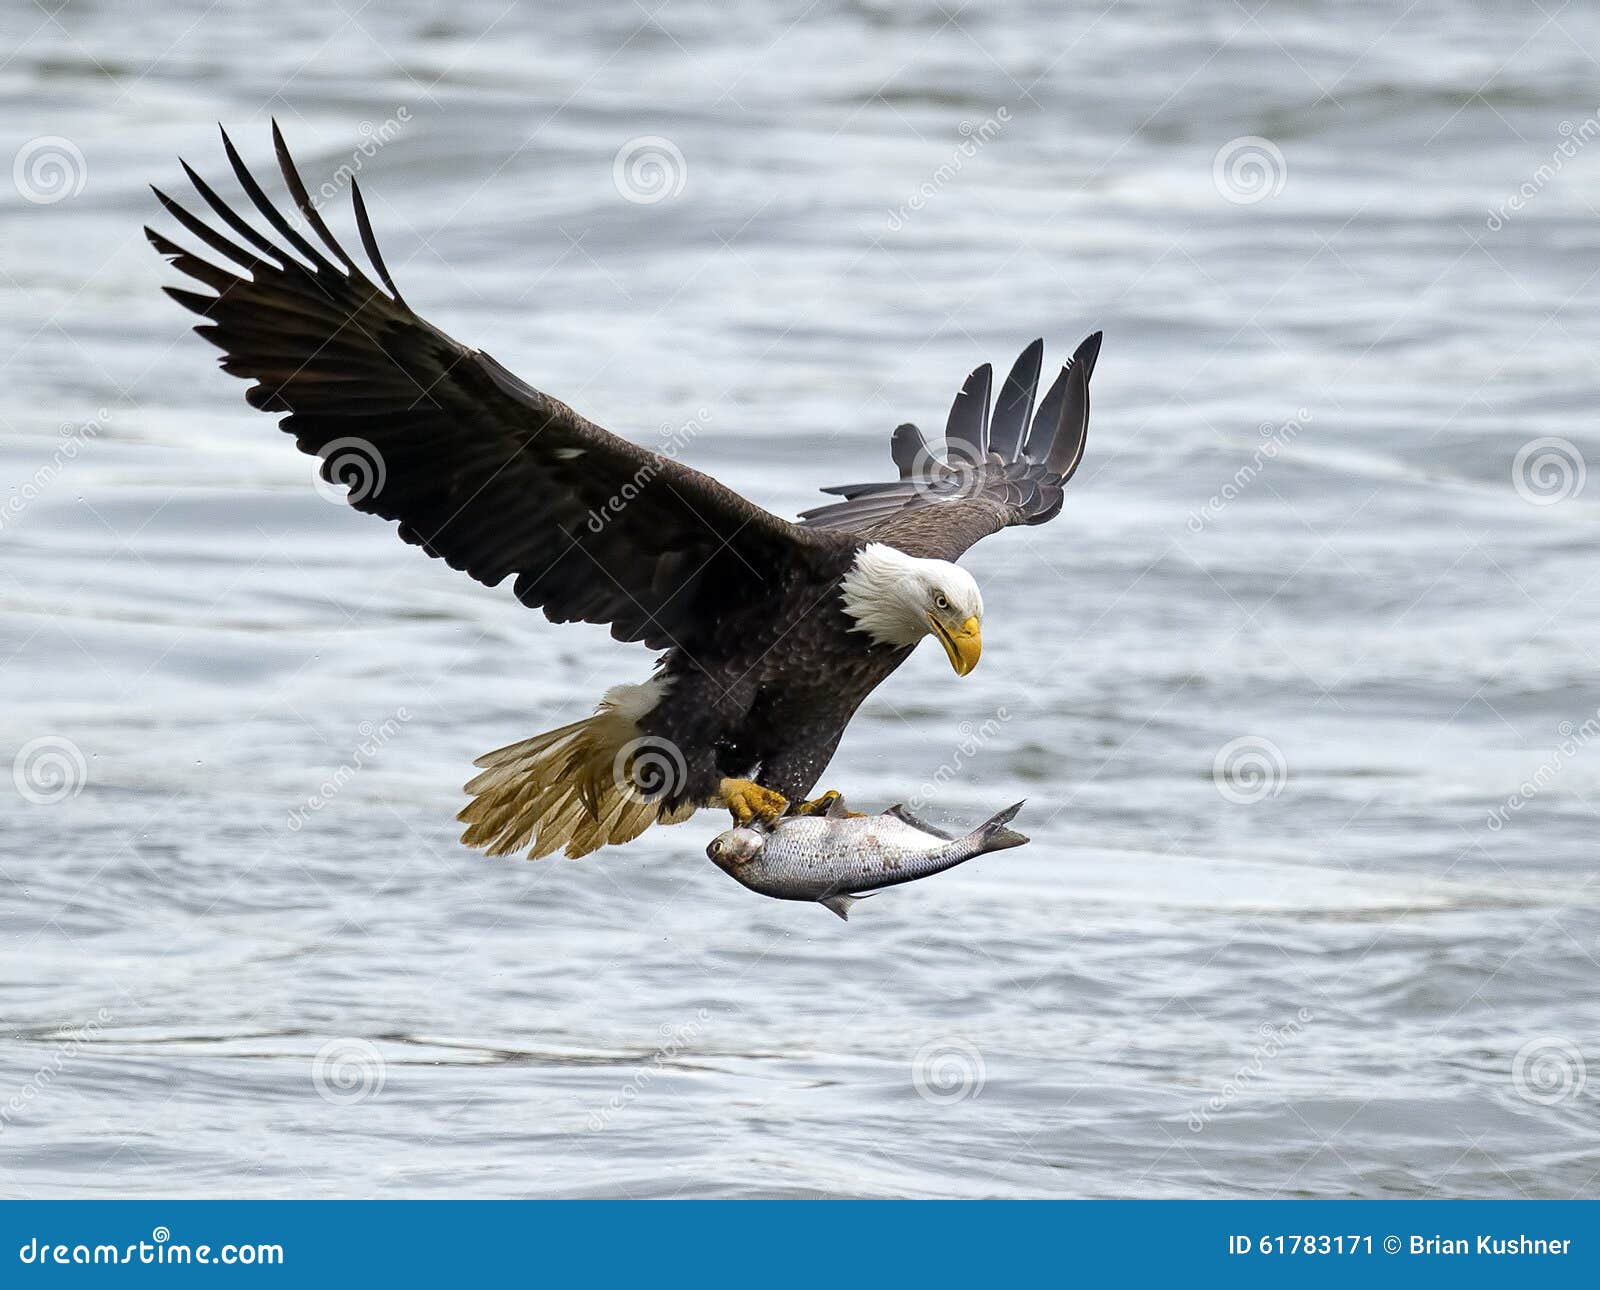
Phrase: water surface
[{"left": 2, "top": 0, "right": 1598, "bottom": 1198}]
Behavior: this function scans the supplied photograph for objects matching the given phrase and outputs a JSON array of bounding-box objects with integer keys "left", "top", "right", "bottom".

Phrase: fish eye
[
  {"left": 709, "top": 839, "right": 723, "bottom": 857},
  {"left": 935, "top": 593, "right": 949, "bottom": 610}
]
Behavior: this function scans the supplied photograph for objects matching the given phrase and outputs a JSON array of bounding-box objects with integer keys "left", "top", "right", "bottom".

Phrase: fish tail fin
[
  {"left": 456, "top": 680, "right": 694, "bottom": 860},
  {"left": 965, "top": 800, "right": 1029, "bottom": 856}
]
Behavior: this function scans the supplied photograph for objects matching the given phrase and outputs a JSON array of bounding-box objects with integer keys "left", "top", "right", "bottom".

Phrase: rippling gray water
[{"left": 3, "top": 0, "right": 1599, "bottom": 1198}]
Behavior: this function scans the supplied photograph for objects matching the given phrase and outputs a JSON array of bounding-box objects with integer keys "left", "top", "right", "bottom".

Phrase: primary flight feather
[{"left": 147, "top": 123, "right": 1102, "bottom": 859}]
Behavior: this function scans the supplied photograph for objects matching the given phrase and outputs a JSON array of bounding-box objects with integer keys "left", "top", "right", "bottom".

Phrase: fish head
[{"left": 706, "top": 826, "right": 765, "bottom": 873}]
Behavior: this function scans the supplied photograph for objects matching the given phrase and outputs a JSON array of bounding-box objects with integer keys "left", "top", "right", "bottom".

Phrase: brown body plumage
[{"left": 148, "top": 123, "right": 1101, "bottom": 858}]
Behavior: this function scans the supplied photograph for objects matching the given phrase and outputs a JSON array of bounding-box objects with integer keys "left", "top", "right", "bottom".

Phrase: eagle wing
[
  {"left": 148, "top": 124, "right": 852, "bottom": 653},
  {"left": 799, "top": 333, "right": 1100, "bottom": 560}
]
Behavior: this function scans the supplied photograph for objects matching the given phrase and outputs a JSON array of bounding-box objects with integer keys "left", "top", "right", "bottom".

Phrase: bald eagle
[{"left": 147, "top": 125, "right": 1101, "bottom": 859}]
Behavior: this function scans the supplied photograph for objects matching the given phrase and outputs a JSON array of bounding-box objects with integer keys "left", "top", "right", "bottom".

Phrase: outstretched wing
[
  {"left": 148, "top": 124, "right": 850, "bottom": 653},
  {"left": 799, "top": 333, "right": 1100, "bottom": 560}
]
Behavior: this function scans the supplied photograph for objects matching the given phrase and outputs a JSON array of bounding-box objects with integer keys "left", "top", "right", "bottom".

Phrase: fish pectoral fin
[{"left": 820, "top": 893, "right": 869, "bottom": 921}]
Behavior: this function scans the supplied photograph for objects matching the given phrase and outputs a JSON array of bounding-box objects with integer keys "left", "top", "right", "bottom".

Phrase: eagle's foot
[
  {"left": 791, "top": 789, "right": 862, "bottom": 818},
  {"left": 719, "top": 778, "right": 788, "bottom": 826},
  {"left": 787, "top": 787, "right": 851, "bottom": 819}
]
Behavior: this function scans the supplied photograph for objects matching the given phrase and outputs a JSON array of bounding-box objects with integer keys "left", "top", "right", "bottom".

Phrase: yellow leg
[
  {"left": 791, "top": 789, "right": 863, "bottom": 818},
  {"left": 718, "top": 777, "right": 788, "bottom": 825}
]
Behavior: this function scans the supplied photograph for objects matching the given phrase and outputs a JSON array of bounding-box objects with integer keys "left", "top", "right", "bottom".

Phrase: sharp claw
[
  {"left": 793, "top": 790, "right": 841, "bottom": 817},
  {"left": 792, "top": 789, "right": 862, "bottom": 818},
  {"left": 720, "top": 778, "right": 788, "bottom": 826}
]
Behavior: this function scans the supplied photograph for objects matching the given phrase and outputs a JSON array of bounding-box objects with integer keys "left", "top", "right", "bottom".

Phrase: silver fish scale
[{"left": 743, "top": 814, "right": 963, "bottom": 898}]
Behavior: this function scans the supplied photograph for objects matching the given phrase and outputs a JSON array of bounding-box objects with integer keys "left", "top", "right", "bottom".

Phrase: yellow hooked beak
[{"left": 928, "top": 614, "right": 982, "bottom": 676}]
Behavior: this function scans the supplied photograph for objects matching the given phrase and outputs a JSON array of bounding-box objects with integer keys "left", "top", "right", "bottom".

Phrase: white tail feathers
[{"left": 457, "top": 682, "right": 694, "bottom": 860}]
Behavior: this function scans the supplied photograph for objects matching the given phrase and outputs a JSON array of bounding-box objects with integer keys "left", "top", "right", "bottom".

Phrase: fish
[{"left": 705, "top": 799, "right": 1028, "bottom": 920}]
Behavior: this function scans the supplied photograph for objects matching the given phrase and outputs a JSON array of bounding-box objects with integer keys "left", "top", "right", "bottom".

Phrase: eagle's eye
[{"left": 935, "top": 593, "right": 950, "bottom": 610}]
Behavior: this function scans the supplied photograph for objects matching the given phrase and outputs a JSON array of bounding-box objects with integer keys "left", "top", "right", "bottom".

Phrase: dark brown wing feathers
[
  {"left": 800, "top": 332, "right": 1102, "bottom": 559},
  {"left": 943, "top": 362, "right": 992, "bottom": 459},
  {"left": 148, "top": 123, "right": 849, "bottom": 653},
  {"left": 987, "top": 338, "right": 1043, "bottom": 462}
]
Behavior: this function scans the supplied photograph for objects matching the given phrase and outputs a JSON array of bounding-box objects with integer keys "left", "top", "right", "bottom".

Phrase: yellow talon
[
  {"left": 719, "top": 778, "right": 788, "bottom": 826},
  {"left": 792, "top": 789, "right": 864, "bottom": 818}
]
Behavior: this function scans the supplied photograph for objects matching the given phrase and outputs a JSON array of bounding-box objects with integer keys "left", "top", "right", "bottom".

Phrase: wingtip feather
[
  {"left": 272, "top": 120, "right": 368, "bottom": 279},
  {"left": 988, "top": 338, "right": 1044, "bottom": 461},
  {"left": 349, "top": 177, "right": 408, "bottom": 307},
  {"left": 944, "top": 361, "right": 993, "bottom": 459}
]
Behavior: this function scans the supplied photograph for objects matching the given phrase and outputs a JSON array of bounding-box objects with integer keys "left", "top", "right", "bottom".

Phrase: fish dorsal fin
[
  {"left": 820, "top": 893, "right": 870, "bottom": 921},
  {"left": 823, "top": 793, "right": 850, "bottom": 819},
  {"left": 885, "top": 803, "right": 956, "bottom": 840}
]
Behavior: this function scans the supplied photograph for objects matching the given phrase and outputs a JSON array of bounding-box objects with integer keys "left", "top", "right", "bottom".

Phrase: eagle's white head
[{"left": 839, "top": 543, "right": 984, "bottom": 675}]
